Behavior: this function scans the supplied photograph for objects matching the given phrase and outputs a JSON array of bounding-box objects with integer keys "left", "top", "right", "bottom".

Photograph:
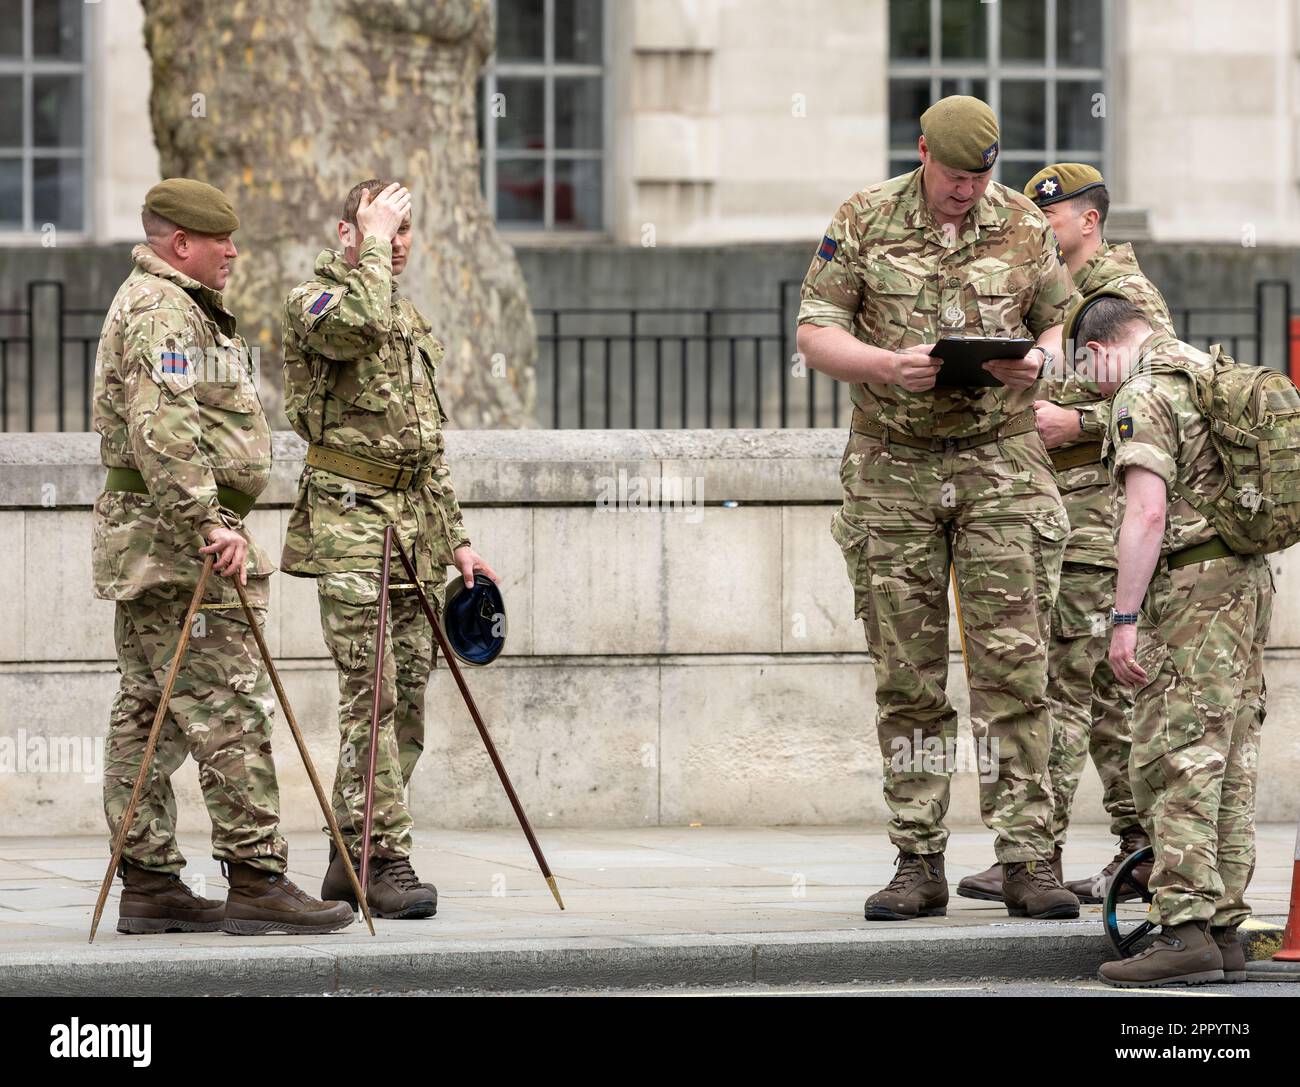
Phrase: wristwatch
[
  {"left": 1110, "top": 609, "right": 1139, "bottom": 625},
  {"left": 1034, "top": 346, "right": 1056, "bottom": 379}
]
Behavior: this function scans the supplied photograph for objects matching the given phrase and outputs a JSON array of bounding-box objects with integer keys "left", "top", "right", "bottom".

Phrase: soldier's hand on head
[
  {"left": 1032, "top": 400, "right": 1083, "bottom": 449},
  {"left": 890, "top": 344, "right": 942, "bottom": 392},
  {"left": 453, "top": 545, "right": 499, "bottom": 590},
  {"left": 1108, "top": 624, "right": 1147, "bottom": 688},
  {"left": 200, "top": 525, "right": 250, "bottom": 585},
  {"left": 984, "top": 355, "right": 1041, "bottom": 391},
  {"left": 356, "top": 183, "right": 413, "bottom": 243}
]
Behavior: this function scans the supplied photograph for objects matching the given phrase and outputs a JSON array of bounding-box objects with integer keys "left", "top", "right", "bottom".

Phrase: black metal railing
[{"left": 2, "top": 278, "right": 1295, "bottom": 432}]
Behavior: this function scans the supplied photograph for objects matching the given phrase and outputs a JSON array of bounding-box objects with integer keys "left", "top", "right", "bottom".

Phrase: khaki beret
[
  {"left": 919, "top": 96, "right": 999, "bottom": 173},
  {"left": 1025, "top": 163, "right": 1106, "bottom": 207},
  {"left": 145, "top": 178, "right": 240, "bottom": 235}
]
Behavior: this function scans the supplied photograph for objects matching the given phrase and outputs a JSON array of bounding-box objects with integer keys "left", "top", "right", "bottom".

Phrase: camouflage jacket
[
  {"left": 279, "top": 236, "right": 469, "bottom": 584},
  {"left": 1104, "top": 333, "right": 1222, "bottom": 557},
  {"left": 797, "top": 168, "right": 1075, "bottom": 440},
  {"left": 1042, "top": 242, "right": 1174, "bottom": 567},
  {"left": 91, "top": 245, "right": 274, "bottom": 604}
]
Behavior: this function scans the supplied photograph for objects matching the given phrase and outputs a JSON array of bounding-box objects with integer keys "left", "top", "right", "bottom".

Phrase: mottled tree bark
[{"left": 141, "top": 0, "right": 536, "bottom": 428}]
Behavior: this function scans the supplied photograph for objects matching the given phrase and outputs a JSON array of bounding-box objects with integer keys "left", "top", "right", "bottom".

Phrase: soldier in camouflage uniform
[
  {"left": 1068, "top": 296, "right": 1273, "bottom": 987},
  {"left": 281, "top": 179, "right": 497, "bottom": 919},
  {"left": 798, "top": 97, "right": 1080, "bottom": 921},
  {"left": 958, "top": 165, "right": 1174, "bottom": 904},
  {"left": 94, "top": 179, "right": 353, "bottom": 936}
]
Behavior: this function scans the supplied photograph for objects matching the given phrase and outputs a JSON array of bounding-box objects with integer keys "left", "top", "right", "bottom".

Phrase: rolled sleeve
[
  {"left": 1110, "top": 382, "right": 1179, "bottom": 485},
  {"left": 797, "top": 205, "right": 862, "bottom": 331}
]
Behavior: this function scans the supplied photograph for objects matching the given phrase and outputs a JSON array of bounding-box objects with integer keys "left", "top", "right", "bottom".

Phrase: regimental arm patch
[
  {"left": 1117, "top": 416, "right": 1134, "bottom": 440},
  {"left": 817, "top": 235, "right": 838, "bottom": 262},
  {"left": 151, "top": 347, "right": 197, "bottom": 394},
  {"left": 309, "top": 291, "right": 334, "bottom": 315}
]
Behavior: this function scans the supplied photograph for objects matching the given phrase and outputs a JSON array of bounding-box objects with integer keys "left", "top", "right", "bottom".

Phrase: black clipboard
[{"left": 931, "top": 336, "right": 1036, "bottom": 388}]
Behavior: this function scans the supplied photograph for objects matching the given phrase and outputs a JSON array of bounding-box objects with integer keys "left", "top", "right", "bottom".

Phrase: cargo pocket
[
  {"left": 1051, "top": 563, "right": 1112, "bottom": 640},
  {"left": 972, "top": 265, "right": 1032, "bottom": 336},
  {"left": 1030, "top": 507, "right": 1070, "bottom": 616},
  {"left": 830, "top": 508, "right": 873, "bottom": 628},
  {"left": 317, "top": 572, "right": 383, "bottom": 673},
  {"left": 860, "top": 263, "right": 924, "bottom": 349},
  {"left": 328, "top": 341, "right": 397, "bottom": 413}
]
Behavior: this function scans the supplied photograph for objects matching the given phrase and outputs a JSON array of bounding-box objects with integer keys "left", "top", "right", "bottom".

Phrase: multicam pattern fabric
[
  {"left": 91, "top": 244, "right": 274, "bottom": 604},
  {"left": 1045, "top": 563, "right": 1137, "bottom": 846},
  {"left": 832, "top": 428, "right": 1069, "bottom": 862},
  {"left": 1105, "top": 336, "right": 1222, "bottom": 555},
  {"left": 316, "top": 574, "right": 445, "bottom": 861},
  {"left": 1044, "top": 242, "right": 1174, "bottom": 567},
  {"left": 1128, "top": 555, "right": 1272, "bottom": 927},
  {"left": 280, "top": 236, "right": 469, "bottom": 586},
  {"left": 102, "top": 583, "right": 287, "bottom": 874},
  {"left": 798, "top": 168, "right": 1075, "bottom": 440}
]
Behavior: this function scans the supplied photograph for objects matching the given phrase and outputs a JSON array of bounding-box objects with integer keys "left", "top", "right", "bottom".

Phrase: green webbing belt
[
  {"left": 1166, "top": 535, "right": 1235, "bottom": 570},
  {"left": 104, "top": 466, "right": 256, "bottom": 519}
]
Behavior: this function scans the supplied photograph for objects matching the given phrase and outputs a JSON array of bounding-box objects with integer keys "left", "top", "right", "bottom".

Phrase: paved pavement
[{"left": 1, "top": 824, "right": 1295, "bottom": 995}]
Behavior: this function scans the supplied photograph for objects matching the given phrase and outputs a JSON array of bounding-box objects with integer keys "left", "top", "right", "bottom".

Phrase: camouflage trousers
[
  {"left": 833, "top": 428, "right": 1068, "bottom": 863},
  {"left": 318, "top": 572, "right": 444, "bottom": 861},
  {"left": 102, "top": 581, "right": 287, "bottom": 874},
  {"left": 1046, "top": 562, "right": 1138, "bottom": 847},
  {"left": 1129, "top": 553, "right": 1272, "bottom": 928}
]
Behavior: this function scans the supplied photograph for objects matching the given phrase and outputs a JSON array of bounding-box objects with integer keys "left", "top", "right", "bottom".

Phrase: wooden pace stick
[
  {"left": 89, "top": 555, "right": 214, "bottom": 943},
  {"left": 390, "top": 533, "right": 566, "bottom": 911},
  {"left": 233, "top": 577, "right": 375, "bottom": 936},
  {"left": 358, "top": 525, "right": 395, "bottom": 909},
  {"left": 950, "top": 561, "right": 972, "bottom": 686}
]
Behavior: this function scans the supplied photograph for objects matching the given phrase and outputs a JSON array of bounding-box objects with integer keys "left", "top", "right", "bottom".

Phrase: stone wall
[{"left": 1, "top": 431, "right": 1298, "bottom": 838}]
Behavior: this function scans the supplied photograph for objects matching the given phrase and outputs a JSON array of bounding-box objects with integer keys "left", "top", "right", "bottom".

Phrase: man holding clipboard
[{"left": 798, "top": 96, "right": 1079, "bottom": 922}]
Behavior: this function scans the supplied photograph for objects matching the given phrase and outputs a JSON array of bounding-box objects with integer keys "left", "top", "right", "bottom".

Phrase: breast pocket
[
  {"left": 971, "top": 265, "right": 1033, "bottom": 337},
  {"left": 861, "top": 263, "right": 925, "bottom": 349},
  {"left": 329, "top": 341, "right": 397, "bottom": 413}
]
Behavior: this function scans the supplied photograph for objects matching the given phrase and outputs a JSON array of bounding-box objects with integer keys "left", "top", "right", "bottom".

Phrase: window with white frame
[
  {"left": 887, "top": 0, "right": 1108, "bottom": 194},
  {"left": 0, "top": 0, "right": 88, "bottom": 234},
  {"left": 480, "top": 0, "right": 605, "bottom": 232}
]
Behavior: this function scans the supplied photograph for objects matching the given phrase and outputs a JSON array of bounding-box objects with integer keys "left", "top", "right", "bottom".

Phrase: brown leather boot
[
  {"left": 864, "top": 852, "right": 948, "bottom": 921},
  {"left": 1211, "top": 925, "right": 1247, "bottom": 982},
  {"left": 221, "top": 861, "right": 355, "bottom": 935},
  {"left": 1002, "top": 858, "right": 1079, "bottom": 919},
  {"left": 116, "top": 861, "right": 224, "bottom": 934},
  {"left": 321, "top": 847, "right": 437, "bottom": 919},
  {"left": 958, "top": 846, "right": 1061, "bottom": 903},
  {"left": 1098, "top": 921, "right": 1224, "bottom": 987},
  {"left": 367, "top": 857, "right": 437, "bottom": 919},
  {"left": 1065, "top": 827, "right": 1151, "bottom": 903}
]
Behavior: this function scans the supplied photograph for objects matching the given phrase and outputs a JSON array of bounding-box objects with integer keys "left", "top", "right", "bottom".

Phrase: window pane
[
  {"left": 889, "top": 156, "right": 921, "bottom": 180},
  {"left": 941, "top": 0, "right": 986, "bottom": 60},
  {"left": 497, "top": 0, "right": 544, "bottom": 62},
  {"left": 1058, "top": 80, "right": 1104, "bottom": 152},
  {"left": 1000, "top": 0, "right": 1045, "bottom": 64},
  {"left": 1058, "top": 0, "right": 1103, "bottom": 68},
  {"left": 34, "top": 156, "right": 82, "bottom": 230},
  {"left": 496, "top": 76, "right": 544, "bottom": 150},
  {"left": 0, "top": 157, "right": 20, "bottom": 226},
  {"left": 889, "top": 78, "right": 930, "bottom": 147},
  {"left": 1000, "top": 80, "right": 1045, "bottom": 149},
  {"left": 0, "top": 76, "right": 21, "bottom": 146},
  {"left": 555, "top": 0, "right": 602, "bottom": 64},
  {"left": 33, "top": 75, "right": 82, "bottom": 148},
  {"left": 554, "top": 159, "right": 601, "bottom": 230},
  {"left": 555, "top": 76, "right": 601, "bottom": 150},
  {"left": 889, "top": 0, "right": 929, "bottom": 60},
  {"left": 496, "top": 158, "right": 544, "bottom": 226},
  {"left": 939, "top": 76, "right": 987, "bottom": 101},
  {"left": 0, "top": 0, "right": 21, "bottom": 57},
  {"left": 998, "top": 160, "right": 1039, "bottom": 196},
  {"left": 33, "top": 0, "right": 83, "bottom": 60}
]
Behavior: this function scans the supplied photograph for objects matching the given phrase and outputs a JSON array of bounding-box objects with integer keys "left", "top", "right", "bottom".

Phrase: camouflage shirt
[
  {"left": 1105, "top": 334, "right": 1222, "bottom": 557},
  {"left": 280, "top": 236, "right": 469, "bottom": 583},
  {"left": 91, "top": 244, "right": 274, "bottom": 603},
  {"left": 797, "top": 168, "right": 1075, "bottom": 439},
  {"left": 1043, "top": 241, "right": 1174, "bottom": 566}
]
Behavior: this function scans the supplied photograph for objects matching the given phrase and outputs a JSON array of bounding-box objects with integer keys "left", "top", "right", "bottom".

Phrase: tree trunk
[{"left": 140, "top": 0, "right": 536, "bottom": 428}]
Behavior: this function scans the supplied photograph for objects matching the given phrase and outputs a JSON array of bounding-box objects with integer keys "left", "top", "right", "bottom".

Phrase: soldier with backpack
[{"left": 1067, "top": 292, "right": 1300, "bottom": 987}]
